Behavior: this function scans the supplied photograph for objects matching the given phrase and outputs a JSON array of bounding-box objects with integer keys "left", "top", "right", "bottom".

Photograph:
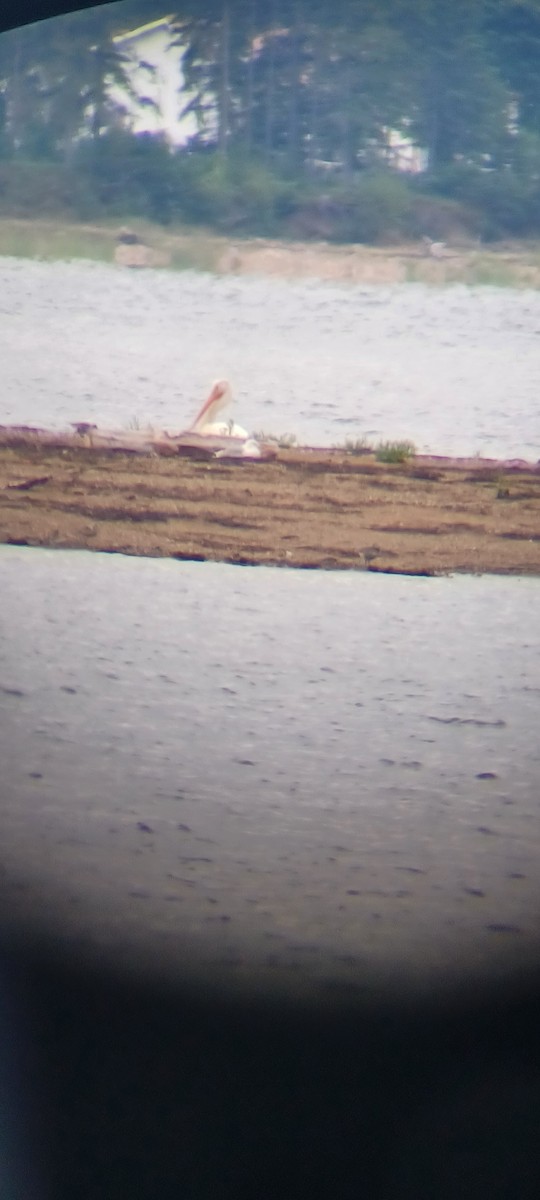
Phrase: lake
[
  {"left": 1, "top": 256, "right": 540, "bottom": 459},
  {"left": 1, "top": 545, "right": 539, "bottom": 999},
  {"left": 1, "top": 258, "right": 539, "bottom": 999}
]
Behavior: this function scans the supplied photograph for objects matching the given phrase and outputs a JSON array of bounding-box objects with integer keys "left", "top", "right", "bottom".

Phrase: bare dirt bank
[
  {"left": 217, "top": 238, "right": 540, "bottom": 288},
  {"left": 1, "top": 444, "right": 540, "bottom": 575},
  {"left": 3, "top": 217, "right": 540, "bottom": 287}
]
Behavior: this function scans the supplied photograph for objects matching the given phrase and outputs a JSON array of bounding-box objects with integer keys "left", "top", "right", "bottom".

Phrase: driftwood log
[
  {"left": 1, "top": 424, "right": 538, "bottom": 471},
  {"left": 0, "top": 424, "right": 277, "bottom": 461}
]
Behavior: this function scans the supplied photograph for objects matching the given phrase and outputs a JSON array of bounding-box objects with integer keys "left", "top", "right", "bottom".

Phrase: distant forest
[{"left": 2, "top": 0, "right": 540, "bottom": 241}]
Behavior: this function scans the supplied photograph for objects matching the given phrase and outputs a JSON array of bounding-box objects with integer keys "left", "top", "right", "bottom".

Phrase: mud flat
[{"left": 1, "top": 442, "right": 540, "bottom": 576}]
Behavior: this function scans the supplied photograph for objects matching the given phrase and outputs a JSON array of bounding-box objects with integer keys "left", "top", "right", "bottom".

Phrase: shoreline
[
  {"left": 2, "top": 217, "right": 540, "bottom": 287},
  {"left": 2, "top": 442, "right": 539, "bottom": 577}
]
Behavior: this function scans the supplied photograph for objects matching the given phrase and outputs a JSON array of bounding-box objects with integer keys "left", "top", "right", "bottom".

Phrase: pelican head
[{"left": 190, "top": 379, "right": 232, "bottom": 433}]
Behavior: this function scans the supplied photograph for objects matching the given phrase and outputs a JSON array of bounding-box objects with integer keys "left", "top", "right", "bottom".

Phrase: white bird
[
  {"left": 189, "top": 379, "right": 249, "bottom": 438},
  {"left": 215, "top": 437, "right": 262, "bottom": 459},
  {"left": 422, "top": 236, "right": 447, "bottom": 259}
]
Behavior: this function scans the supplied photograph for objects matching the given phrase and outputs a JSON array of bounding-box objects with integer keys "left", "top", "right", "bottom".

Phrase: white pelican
[
  {"left": 422, "top": 236, "right": 447, "bottom": 259},
  {"left": 215, "top": 438, "right": 262, "bottom": 459},
  {"left": 189, "top": 379, "right": 249, "bottom": 438}
]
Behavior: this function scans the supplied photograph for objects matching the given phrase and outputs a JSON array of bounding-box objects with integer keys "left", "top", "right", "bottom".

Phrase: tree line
[{"left": 1, "top": 0, "right": 540, "bottom": 241}]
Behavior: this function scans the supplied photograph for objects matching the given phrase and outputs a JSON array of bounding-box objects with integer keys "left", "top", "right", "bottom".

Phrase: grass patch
[
  {"left": 403, "top": 249, "right": 540, "bottom": 288},
  {"left": 494, "top": 472, "right": 511, "bottom": 498},
  {"left": 166, "top": 232, "right": 222, "bottom": 273},
  {"left": 3, "top": 217, "right": 540, "bottom": 289},
  {"left": 0, "top": 217, "right": 226, "bottom": 273},
  {"left": 0, "top": 218, "right": 115, "bottom": 262},
  {"left": 333, "top": 436, "right": 372, "bottom": 454},
  {"left": 375, "top": 439, "right": 416, "bottom": 463},
  {"left": 125, "top": 416, "right": 152, "bottom": 431},
  {"left": 253, "top": 430, "right": 298, "bottom": 448},
  {"left": 463, "top": 256, "right": 520, "bottom": 287}
]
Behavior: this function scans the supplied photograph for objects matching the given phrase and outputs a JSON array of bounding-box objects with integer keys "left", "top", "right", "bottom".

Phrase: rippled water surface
[
  {"left": 2, "top": 256, "right": 540, "bottom": 458},
  {"left": 1, "top": 546, "right": 539, "bottom": 997}
]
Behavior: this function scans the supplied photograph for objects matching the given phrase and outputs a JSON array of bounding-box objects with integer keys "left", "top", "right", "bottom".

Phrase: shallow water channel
[{"left": 1, "top": 545, "right": 539, "bottom": 999}]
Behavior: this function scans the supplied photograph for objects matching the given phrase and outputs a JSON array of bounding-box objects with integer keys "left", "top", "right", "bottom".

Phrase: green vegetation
[
  {"left": 3, "top": 215, "right": 540, "bottom": 291},
  {"left": 402, "top": 252, "right": 528, "bottom": 288},
  {"left": 253, "top": 431, "right": 298, "bottom": 448},
  {"left": 335, "top": 437, "right": 371, "bottom": 454},
  {"left": 375, "top": 440, "right": 416, "bottom": 463},
  {"left": 2, "top": 2, "right": 540, "bottom": 244},
  {"left": 0, "top": 216, "right": 115, "bottom": 262},
  {"left": 462, "top": 256, "right": 519, "bottom": 288},
  {"left": 0, "top": 215, "right": 228, "bottom": 270}
]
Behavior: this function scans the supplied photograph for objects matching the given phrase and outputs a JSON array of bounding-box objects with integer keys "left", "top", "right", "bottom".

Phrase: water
[
  {"left": 1, "top": 257, "right": 540, "bottom": 459},
  {"left": 1, "top": 258, "right": 539, "bottom": 996},
  {"left": 1, "top": 545, "right": 539, "bottom": 997}
]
